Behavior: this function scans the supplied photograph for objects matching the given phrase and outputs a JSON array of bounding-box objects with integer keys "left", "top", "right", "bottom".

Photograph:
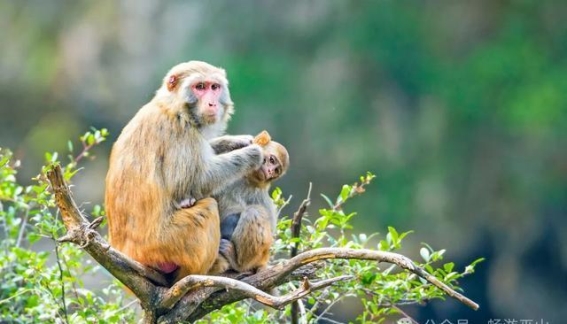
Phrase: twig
[
  {"left": 290, "top": 182, "right": 311, "bottom": 324},
  {"left": 16, "top": 209, "right": 30, "bottom": 248},
  {"left": 54, "top": 243, "right": 69, "bottom": 324},
  {"left": 117, "top": 299, "right": 139, "bottom": 313},
  {"left": 314, "top": 291, "right": 344, "bottom": 322},
  {"left": 296, "top": 296, "right": 306, "bottom": 324},
  {"left": 276, "top": 194, "right": 293, "bottom": 218},
  {"left": 290, "top": 183, "right": 312, "bottom": 258},
  {"left": 317, "top": 316, "right": 343, "bottom": 324},
  {"left": 333, "top": 174, "right": 374, "bottom": 211}
]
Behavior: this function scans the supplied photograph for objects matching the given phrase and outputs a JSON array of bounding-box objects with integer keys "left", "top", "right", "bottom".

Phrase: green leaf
[
  {"left": 339, "top": 184, "right": 351, "bottom": 203},
  {"left": 86, "top": 134, "right": 95, "bottom": 146},
  {"left": 387, "top": 226, "right": 399, "bottom": 247},
  {"left": 271, "top": 187, "right": 282, "bottom": 200},
  {"left": 360, "top": 271, "right": 377, "bottom": 285},
  {"left": 398, "top": 230, "right": 414, "bottom": 241},
  {"left": 320, "top": 193, "right": 334, "bottom": 208},
  {"left": 420, "top": 247, "right": 430, "bottom": 262},
  {"left": 464, "top": 257, "right": 485, "bottom": 274}
]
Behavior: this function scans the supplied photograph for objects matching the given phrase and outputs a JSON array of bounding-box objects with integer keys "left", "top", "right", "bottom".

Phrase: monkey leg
[
  {"left": 228, "top": 205, "right": 273, "bottom": 272},
  {"left": 208, "top": 239, "right": 234, "bottom": 275},
  {"left": 164, "top": 197, "right": 221, "bottom": 282},
  {"left": 220, "top": 213, "right": 240, "bottom": 240}
]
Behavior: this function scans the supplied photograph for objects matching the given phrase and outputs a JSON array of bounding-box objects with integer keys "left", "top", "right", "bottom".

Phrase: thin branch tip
[{"left": 89, "top": 216, "right": 104, "bottom": 229}]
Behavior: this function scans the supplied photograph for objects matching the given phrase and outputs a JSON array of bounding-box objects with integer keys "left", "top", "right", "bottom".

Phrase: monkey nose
[{"left": 208, "top": 102, "right": 216, "bottom": 107}]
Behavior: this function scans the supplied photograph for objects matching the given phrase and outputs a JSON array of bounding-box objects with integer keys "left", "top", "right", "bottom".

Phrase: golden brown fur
[
  {"left": 208, "top": 131, "right": 289, "bottom": 274},
  {"left": 105, "top": 61, "right": 263, "bottom": 284}
]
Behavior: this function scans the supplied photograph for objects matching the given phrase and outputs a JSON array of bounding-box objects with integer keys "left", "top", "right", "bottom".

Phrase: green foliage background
[{"left": 0, "top": 1, "right": 565, "bottom": 322}]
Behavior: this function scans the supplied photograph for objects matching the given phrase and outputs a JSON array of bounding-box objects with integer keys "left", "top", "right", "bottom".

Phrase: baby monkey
[{"left": 208, "top": 131, "right": 289, "bottom": 274}]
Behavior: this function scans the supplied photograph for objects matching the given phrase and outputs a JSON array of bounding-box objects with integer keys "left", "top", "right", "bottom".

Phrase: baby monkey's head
[{"left": 247, "top": 131, "right": 289, "bottom": 188}]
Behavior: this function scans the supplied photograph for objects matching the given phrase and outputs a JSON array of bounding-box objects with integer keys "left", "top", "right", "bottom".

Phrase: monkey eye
[
  {"left": 195, "top": 82, "right": 205, "bottom": 90},
  {"left": 211, "top": 83, "right": 221, "bottom": 90},
  {"left": 269, "top": 156, "right": 276, "bottom": 164}
]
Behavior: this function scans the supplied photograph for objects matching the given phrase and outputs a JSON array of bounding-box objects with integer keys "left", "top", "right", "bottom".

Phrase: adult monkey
[{"left": 105, "top": 61, "right": 263, "bottom": 284}]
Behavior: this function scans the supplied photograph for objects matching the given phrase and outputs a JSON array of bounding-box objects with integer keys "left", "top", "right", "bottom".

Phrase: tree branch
[
  {"left": 290, "top": 182, "right": 311, "bottom": 258},
  {"left": 263, "top": 247, "right": 479, "bottom": 311},
  {"left": 159, "top": 274, "right": 351, "bottom": 312},
  {"left": 47, "top": 165, "right": 166, "bottom": 305},
  {"left": 290, "top": 182, "right": 312, "bottom": 324},
  {"left": 46, "top": 164, "right": 479, "bottom": 324},
  {"left": 180, "top": 247, "right": 478, "bottom": 321}
]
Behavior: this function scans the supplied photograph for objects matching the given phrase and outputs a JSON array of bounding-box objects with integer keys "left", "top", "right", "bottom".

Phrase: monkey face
[
  {"left": 162, "top": 61, "right": 235, "bottom": 128},
  {"left": 180, "top": 75, "right": 230, "bottom": 126},
  {"left": 189, "top": 80, "right": 224, "bottom": 124},
  {"left": 260, "top": 153, "right": 282, "bottom": 181},
  {"left": 248, "top": 142, "right": 289, "bottom": 187}
]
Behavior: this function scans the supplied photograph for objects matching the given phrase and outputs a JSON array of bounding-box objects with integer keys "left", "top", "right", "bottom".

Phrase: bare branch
[
  {"left": 276, "top": 194, "right": 293, "bottom": 218},
  {"left": 16, "top": 208, "right": 30, "bottom": 248},
  {"left": 159, "top": 274, "right": 350, "bottom": 312},
  {"left": 53, "top": 243, "right": 69, "bottom": 323},
  {"left": 290, "top": 182, "right": 312, "bottom": 324},
  {"left": 290, "top": 182, "right": 311, "bottom": 258}
]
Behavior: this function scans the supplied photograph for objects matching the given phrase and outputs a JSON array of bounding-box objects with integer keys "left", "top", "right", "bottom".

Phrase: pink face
[{"left": 192, "top": 81, "right": 223, "bottom": 118}]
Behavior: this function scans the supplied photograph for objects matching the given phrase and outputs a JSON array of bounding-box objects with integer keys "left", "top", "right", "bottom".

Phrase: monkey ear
[
  {"left": 253, "top": 130, "right": 271, "bottom": 146},
  {"left": 167, "top": 75, "right": 179, "bottom": 92}
]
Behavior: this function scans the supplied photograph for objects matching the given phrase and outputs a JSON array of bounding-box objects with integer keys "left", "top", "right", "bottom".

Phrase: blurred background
[{"left": 1, "top": 1, "right": 565, "bottom": 322}]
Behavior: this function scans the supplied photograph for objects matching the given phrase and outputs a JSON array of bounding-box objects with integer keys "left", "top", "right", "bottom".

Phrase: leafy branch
[
  {"left": 45, "top": 166, "right": 479, "bottom": 323},
  {"left": 1, "top": 130, "right": 482, "bottom": 323}
]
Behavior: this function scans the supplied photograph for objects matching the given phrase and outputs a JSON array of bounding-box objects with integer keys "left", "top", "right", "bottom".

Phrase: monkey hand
[
  {"left": 231, "top": 134, "right": 254, "bottom": 146},
  {"left": 210, "top": 135, "right": 254, "bottom": 154},
  {"left": 241, "top": 144, "right": 264, "bottom": 169}
]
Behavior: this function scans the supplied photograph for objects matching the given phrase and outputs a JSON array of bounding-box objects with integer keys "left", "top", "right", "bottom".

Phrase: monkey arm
[
  {"left": 201, "top": 144, "right": 263, "bottom": 195},
  {"left": 209, "top": 135, "right": 254, "bottom": 154}
]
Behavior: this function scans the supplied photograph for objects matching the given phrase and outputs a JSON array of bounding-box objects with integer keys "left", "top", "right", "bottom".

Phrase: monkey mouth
[
  {"left": 252, "top": 168, "right": 266, "bottom": 182},
  {"left": 261, "top": 168, "right": 271, "bottom": 180},
  {"left": 201, "top": 113, "right": 217, "bottom": 124}
]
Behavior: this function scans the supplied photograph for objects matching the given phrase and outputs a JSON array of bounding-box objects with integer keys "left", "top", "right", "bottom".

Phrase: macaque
[
  {"left": 208, "top": 131, "right": 289, "bottom": 274},
  {"left": 105, "top": 61, "right": 264, "bottom": 284}
]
